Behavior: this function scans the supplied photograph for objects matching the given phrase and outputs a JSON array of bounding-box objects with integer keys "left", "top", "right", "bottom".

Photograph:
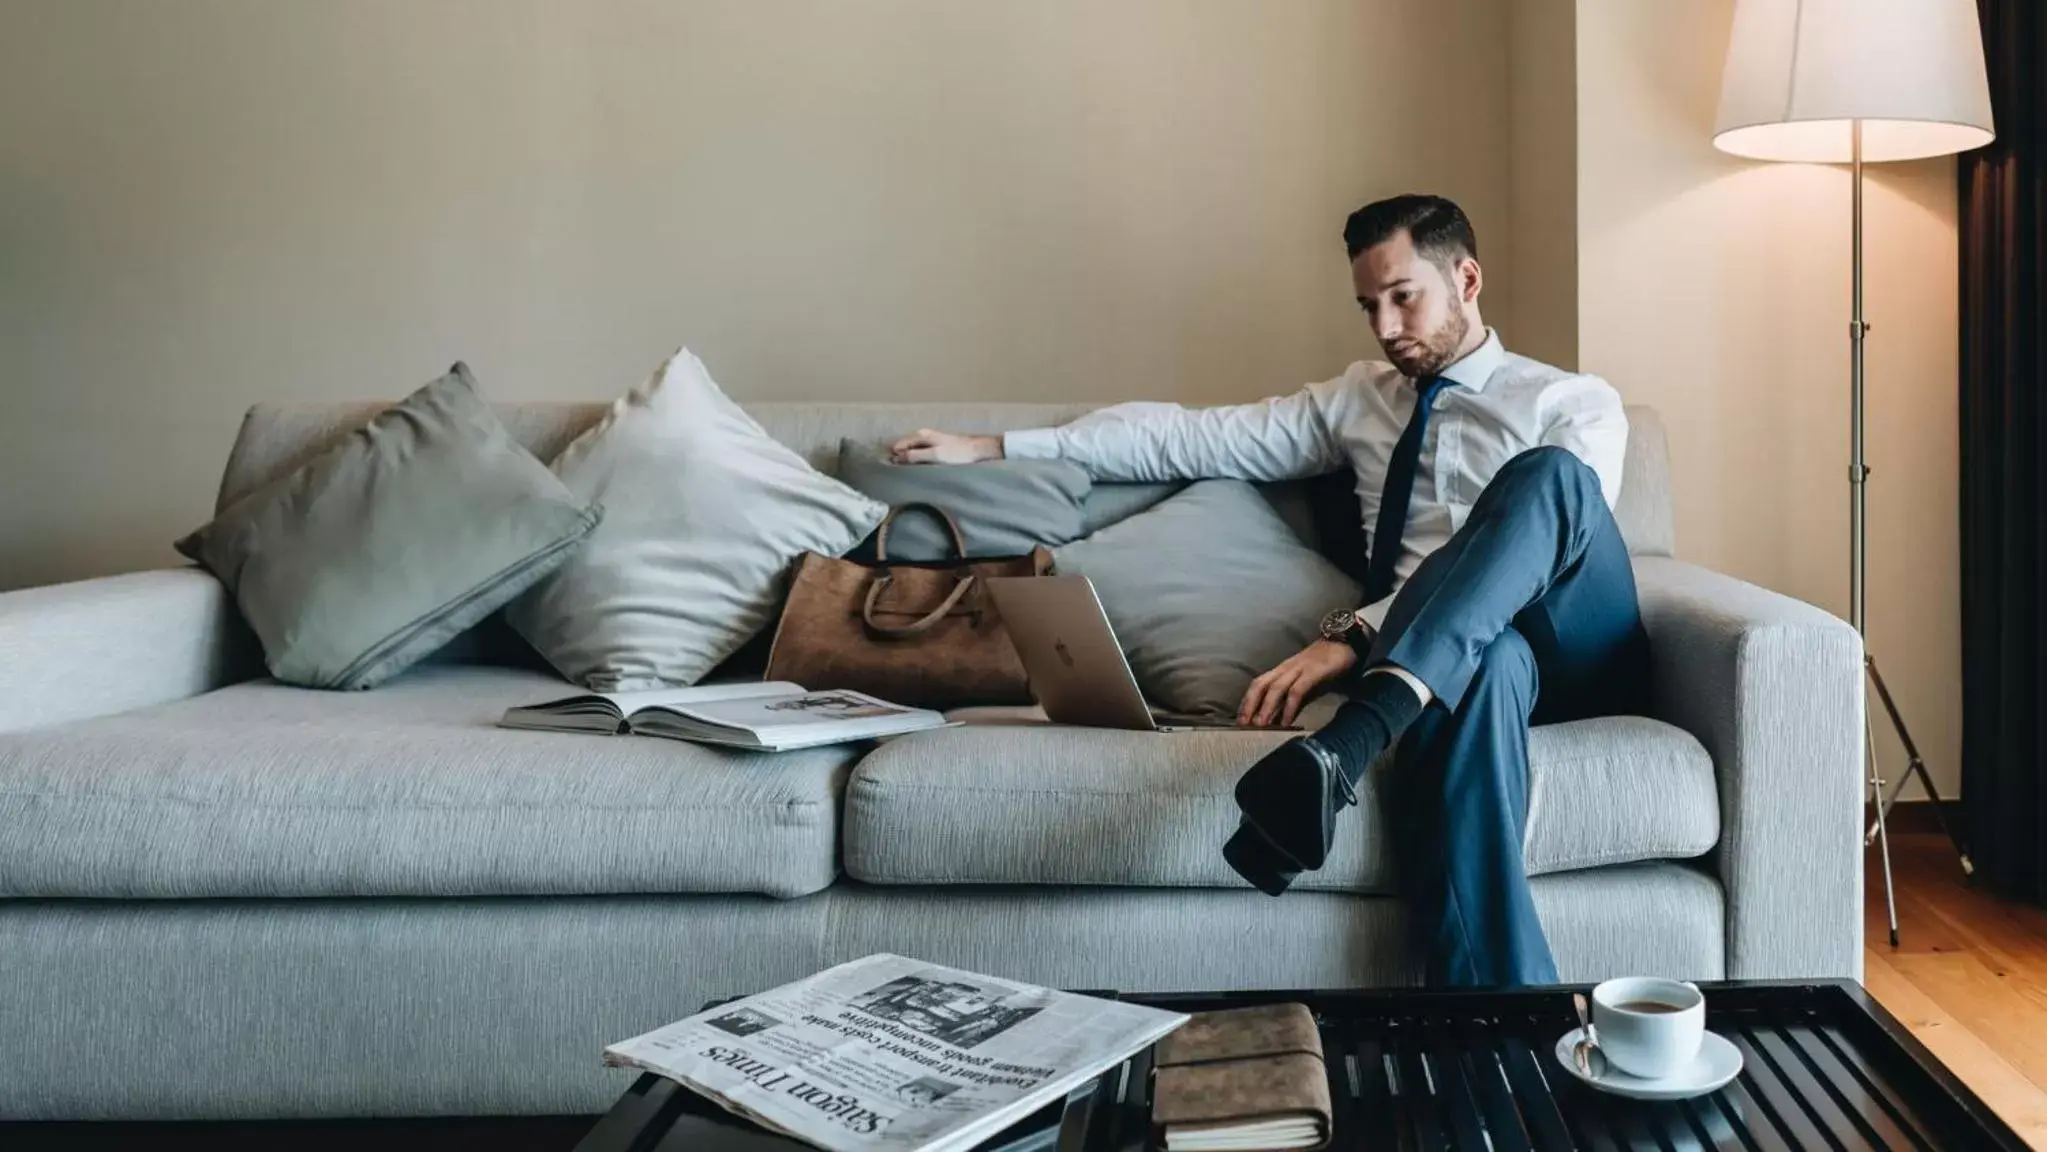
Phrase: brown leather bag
[{"left": 765, "top": 503, "right": 1048, "bottom": 708}]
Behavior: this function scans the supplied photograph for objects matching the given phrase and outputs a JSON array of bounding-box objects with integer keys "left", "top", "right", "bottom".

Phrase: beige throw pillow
[{"left": 507, "top": 348, "right": 887, "bottom": 690}]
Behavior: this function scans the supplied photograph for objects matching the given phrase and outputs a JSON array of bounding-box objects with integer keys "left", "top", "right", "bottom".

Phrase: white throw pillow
[{"left": 507, "top": 348, "right": 887, "bottom": 690}]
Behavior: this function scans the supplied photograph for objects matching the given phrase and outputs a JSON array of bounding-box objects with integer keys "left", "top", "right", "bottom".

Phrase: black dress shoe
[
  {"left": 1231, "top": 736, "right": 1356, "bottom": 872},
  {"left": 1223, "top": 821, "right": 1302, "bottom": 896}
]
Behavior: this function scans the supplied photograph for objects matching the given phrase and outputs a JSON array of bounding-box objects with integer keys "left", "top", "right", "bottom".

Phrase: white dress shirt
[{"left": 1003, "top": 330, "right": 1626, "bottom": 630}]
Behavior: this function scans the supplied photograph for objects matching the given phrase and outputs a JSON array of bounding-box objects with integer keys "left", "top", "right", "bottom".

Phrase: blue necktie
[{"left": 1362, "top": 375, "right": 1451, "bottom": 605}]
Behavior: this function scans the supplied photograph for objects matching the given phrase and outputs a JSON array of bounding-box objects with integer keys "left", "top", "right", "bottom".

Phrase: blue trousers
[{"left": 1367, "top": 446, "right": 1648, "bottom": 987}]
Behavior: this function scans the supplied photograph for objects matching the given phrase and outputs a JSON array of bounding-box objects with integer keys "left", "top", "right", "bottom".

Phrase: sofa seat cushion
[
  {"left": 842, "top": 711, "right": 1717, "bottom": 892},
  {"left": 0, "top": 666, "right": 855, "bottom": 899}
]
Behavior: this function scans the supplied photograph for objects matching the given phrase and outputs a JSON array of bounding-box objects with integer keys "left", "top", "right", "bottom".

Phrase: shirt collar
[{"left": 1428, "top": 328, "right": 1504, "bottom": 393}]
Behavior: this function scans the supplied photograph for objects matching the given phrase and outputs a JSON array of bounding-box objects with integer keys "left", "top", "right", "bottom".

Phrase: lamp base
[{"left": 1863, "top": 651, "right": 1973, "bottom": 950}]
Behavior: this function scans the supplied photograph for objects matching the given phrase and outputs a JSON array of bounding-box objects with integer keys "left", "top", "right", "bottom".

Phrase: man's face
[{"left": 1351, "top": 230, "right": 1480, "bottom": 379}]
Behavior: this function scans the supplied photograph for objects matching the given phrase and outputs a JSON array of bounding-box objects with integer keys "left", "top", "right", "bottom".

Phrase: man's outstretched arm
[{"left": 892, "top": 379, "right": 1350, "bottom": 483}]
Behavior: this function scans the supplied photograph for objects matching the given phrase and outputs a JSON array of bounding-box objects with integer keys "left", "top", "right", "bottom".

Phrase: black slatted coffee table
[{"left": 577, "top": 981, "right": 2026, "bottom": 1151}]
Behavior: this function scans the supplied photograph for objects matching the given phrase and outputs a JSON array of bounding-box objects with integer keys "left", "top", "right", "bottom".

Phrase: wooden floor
[{"left": 1865, "top": 832, "right": 2047, "bottom": 1148}]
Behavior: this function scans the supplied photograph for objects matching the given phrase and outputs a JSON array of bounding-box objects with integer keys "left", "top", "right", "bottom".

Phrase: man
[{"left": 890, "top": 194, "right": 1647, "bottom": 987}]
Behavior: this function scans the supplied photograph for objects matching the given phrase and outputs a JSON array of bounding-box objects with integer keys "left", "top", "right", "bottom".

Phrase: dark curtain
[{"left": 1960, "top": 0, "right": 2047, "bottom": 902}]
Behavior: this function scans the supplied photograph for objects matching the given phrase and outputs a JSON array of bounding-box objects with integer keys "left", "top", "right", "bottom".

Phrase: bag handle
[
  {"left": 863, "top": 573, "right": 978, "bottom": 635},
  {"left": 873, "top": 502, "right": 968, "bottom": 564}
]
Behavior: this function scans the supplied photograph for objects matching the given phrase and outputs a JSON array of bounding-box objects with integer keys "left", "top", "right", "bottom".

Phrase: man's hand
[
  {"left": 890, "top": 429, "right": 1005, "bottom": 465},
  {"left": 1238, "top": 639, "right": 1359, "bottom": 728}
]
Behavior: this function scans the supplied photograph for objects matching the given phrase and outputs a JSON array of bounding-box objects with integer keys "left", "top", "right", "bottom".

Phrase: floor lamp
[{"left": 1711, "top": 0, "right": 1995, "bottom": 946}]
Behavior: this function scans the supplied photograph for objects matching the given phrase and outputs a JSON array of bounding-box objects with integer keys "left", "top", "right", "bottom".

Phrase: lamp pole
[
  {"left": 1849, "top": 121, "right": 1899, "bottom": 948},
  {"left": 1851, "top": 122, "right": 1867, "bottom": 639},
  {"left": 1850, "top": 119, "right": 1974, "bottom": 950}
]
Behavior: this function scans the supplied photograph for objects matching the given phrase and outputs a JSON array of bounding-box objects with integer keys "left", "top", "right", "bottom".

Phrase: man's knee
[{"left": 1495, "top": 445, "right": 1602, "bottom": 506}]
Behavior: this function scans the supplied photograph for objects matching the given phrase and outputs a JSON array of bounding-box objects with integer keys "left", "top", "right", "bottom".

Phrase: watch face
[{"left": 1320, "top": 608, "right": 1357, "bottom": 640}]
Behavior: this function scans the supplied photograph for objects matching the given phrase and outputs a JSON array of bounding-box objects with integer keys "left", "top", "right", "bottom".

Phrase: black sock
[{"left": 1312, "top": 671, "right": 1427, "bottom": 789}]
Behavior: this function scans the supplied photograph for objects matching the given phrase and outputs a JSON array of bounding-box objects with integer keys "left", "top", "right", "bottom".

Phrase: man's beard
[{"left": 1384, "top": 309, "right": 1471, "bottom": 379}]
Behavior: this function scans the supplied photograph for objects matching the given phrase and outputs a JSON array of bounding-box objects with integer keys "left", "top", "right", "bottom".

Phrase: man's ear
[{"left": 1458, "top": 257, "right": 1483, "bottom": 305}]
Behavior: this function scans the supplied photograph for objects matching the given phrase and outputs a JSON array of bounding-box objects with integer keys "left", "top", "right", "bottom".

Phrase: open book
[{"left": 499, "top": 682, "right": 952, "bottom": 752}]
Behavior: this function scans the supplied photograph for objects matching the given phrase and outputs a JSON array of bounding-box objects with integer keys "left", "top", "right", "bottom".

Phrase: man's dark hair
[{"left": 1343, "top": 194, "right": 1478, "bottom": 266}]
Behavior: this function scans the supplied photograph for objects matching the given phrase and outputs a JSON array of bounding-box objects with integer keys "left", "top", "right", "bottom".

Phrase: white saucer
[{"left": 1552, "top": 1028, "right": 1744, "bottom": 1101}]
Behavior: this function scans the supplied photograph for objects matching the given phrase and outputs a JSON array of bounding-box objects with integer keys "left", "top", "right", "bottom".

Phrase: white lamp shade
[{"left": 1714, "top": 0, "right": 1994, "bottom": 162}]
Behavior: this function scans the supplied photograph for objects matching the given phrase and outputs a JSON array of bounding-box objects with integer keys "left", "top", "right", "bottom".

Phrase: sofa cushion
[
  {"left": 842, "top": 709, "right": 1717, "bottom": 892},
  {"left": 0, "top": 666, "right": 855, "bottom": 899}
]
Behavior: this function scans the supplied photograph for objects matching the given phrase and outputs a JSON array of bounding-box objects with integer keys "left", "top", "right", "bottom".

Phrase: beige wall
[
  {"left": 1575, "top": 0, "right": 1962, "bottom": 798},
  {"left": 0, "top": 0, "right": 1511, "bottom": 590},
  {"left": 1507, "top": 0, "right": 1579, "bottom": 370}
]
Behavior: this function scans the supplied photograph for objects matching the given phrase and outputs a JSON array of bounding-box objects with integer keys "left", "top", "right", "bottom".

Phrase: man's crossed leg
[{"left": 1225, "top": 445, "right": 1650, "bottom": 986}]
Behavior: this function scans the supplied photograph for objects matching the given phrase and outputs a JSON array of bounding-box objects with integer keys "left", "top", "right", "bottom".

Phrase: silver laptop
[{"left": 984, "top": 575, "right": 1296, "bottom": 732}]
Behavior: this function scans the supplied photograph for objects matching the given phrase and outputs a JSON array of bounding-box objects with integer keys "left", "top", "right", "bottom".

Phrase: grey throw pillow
[
  {"left": 175, "top": 364, "right": 603, "bottom": 690},
  {"left": 506, "top": 348, "right": 888, "bottom": 691},
  {"left": 1080, "top": 481, "right": 1187, "bottom": 535},
  {"left": 1052, "top": 480, "right": 1362, "bottom": 718},
  {"left": 836, "top": 440, "right": 1092, "bottom": 560}
]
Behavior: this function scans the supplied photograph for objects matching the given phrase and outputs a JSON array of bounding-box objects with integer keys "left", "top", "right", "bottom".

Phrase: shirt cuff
[
  {"left": 1001, "top": 428, "right": 1062, "bottom": 460},
  {"left": 1358, "top": 596, "right": 1394, "bottom": 636}
]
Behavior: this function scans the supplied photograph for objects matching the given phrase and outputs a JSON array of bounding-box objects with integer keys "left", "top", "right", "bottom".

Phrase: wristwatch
[{"left": 1319, "top": 606, "right": 1373, "bottom": 656}]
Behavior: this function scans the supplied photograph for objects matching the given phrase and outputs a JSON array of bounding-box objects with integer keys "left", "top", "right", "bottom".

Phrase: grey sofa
[{"left": 0, "top": 399, "right": 1864, "bottom": 1120}]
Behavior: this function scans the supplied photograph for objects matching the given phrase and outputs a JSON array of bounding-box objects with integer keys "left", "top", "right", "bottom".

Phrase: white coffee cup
[{"left": 1589, "top": 976, "right": 1705, "bottom": 1080}]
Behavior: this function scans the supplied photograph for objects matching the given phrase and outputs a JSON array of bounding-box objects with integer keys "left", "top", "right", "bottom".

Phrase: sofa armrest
[
  {"left": 0, "top": 568, "right": 257, "bottom": 733},
  {"left": 1632, "top": 556, "right": 1864, "bottom": 981}
]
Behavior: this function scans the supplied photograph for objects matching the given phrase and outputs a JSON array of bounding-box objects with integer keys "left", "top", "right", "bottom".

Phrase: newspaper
[{"left": 604, "top": 953, "right": 1189, "bottom": 1152}]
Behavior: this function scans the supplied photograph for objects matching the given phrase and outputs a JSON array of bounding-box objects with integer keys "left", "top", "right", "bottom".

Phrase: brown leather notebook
[{"left": 1150, "top": 1003, "right": 1331, "bottom": 1151}]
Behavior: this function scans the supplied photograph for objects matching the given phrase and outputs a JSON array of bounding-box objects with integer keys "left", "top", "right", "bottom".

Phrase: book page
[
  {"left": 502, "top": 682, "right": 807, "bottom": 737},
  {"left": 591, "top": 681, "right": 799, "bottom": 714},
  {"left": 656, "top": 690, "right": 929, "bottom": 735}
]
